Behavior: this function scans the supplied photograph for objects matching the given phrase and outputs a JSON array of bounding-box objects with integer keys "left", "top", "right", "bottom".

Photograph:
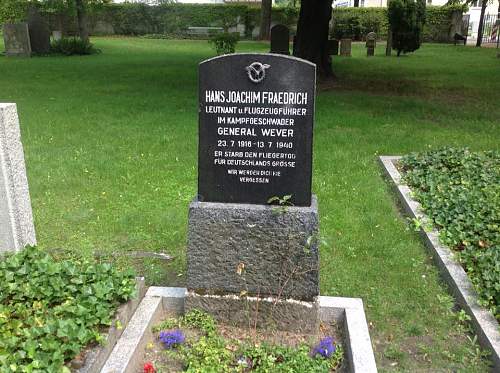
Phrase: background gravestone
[
  {"left": 198, "top": 54, "right": 315, "bottom": 206},
  {"left": 2, "top": 24, "right": 32, "bottom": 57},
  {"left": 27, "top": 6, "right": 51, "bottom": 54},
  {"left": 327, "top": 39, "right": 339, "bottom": 56},
  {"left": 0, "top": 104, "right": 37, "bottom": 253},
  {"left": 340, "top": 38, "right": 352, "bottom": 57},
  {"left": 270, "top": 24, "right": 290, "bottom": 55},
  {"left": 366, "top": 32, "right": 377, "bottom": 56},
  {"left": 188, "top": 54, "right": 319, "bottom": 308}
]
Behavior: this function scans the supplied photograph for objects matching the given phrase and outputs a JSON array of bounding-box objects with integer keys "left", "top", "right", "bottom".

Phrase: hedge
[
  {"left": 332, "top": 5, "right": 467, "bottom": 42},
  {"left": 43, "top": 3, "right": 465, "bottom": 43}
]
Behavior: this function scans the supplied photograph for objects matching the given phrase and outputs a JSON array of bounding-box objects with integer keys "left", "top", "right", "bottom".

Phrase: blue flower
[
  {"left": 159, "top": 329, "right": 185, "bottom": 349},
  {"left": 312, "top": 337, "right": 336, "bottom": 358}
]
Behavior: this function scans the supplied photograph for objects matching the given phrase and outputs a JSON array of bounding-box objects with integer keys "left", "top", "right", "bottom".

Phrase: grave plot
[
  {"left": 380, "top": 150, "right": 500, "bottom": 371},
  {"left": 100, "top": 53, "right": 376, "bottom": 373}
]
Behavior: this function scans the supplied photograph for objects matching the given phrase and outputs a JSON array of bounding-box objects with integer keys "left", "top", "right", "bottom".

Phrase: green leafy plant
[
  {"left": 152, "top": 310, "right": 343, "bottom": 372},
  {"left": 209, "top": 32, "right": 239, "bottom": 55},
  {"left": 0, "top": 0, "right": 28, "bottom": 24},
  {"left": 401, "top": 148, "right": 500, "bottom": 320},
  {"left": 0, "top": 247, "right": 136, "bottom": 371},
  {"left": 50, "top": 37, "right": 100, "bottom": 55}
]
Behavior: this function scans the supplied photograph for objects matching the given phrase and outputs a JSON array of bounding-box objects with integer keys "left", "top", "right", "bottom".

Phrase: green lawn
[{"left": 1, "top": 38, "right": 499, "bottom": 371}]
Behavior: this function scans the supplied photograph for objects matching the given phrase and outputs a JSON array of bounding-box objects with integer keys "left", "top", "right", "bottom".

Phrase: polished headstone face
[{"left": 198, "top": 53, "right": 316, "bottom": 206}]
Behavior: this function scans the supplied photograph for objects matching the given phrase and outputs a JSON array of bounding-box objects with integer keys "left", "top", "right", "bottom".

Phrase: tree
[
  {"left": 74, "top": 0, "right": 89, "bottom": 42},
  {"left": 259, "top": 0, "right": 272, "bottom": 40},
  {"left": 388, "top": 0, "right": 426, "bottom": 56},
  {"left": 475, "top": 0, "right": 489, "bottom": 46},
  {"left": 294, "top": 0, "right": 334, "bottom": 78}
]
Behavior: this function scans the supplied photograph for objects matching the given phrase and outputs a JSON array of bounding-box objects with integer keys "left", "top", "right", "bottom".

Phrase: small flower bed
[
  {"left": 144, "top": 309, "right": 343, "bottom": 372},
  {"left": 400, "top": 148, "right": 500, "bottom": 320},
  {"left": 0, "top": 247, "right": 136, "bottom": 371}
]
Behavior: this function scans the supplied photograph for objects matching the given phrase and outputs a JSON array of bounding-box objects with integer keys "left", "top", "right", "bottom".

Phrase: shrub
[
  {"left": 209, "top": 32, "right": 239, "bottom": 55},
  {"left": 50, "top": 37, "right": 99, "bottom": 55},
  {"left": 388, "top": 0, "right": 426, "bottom": 56},
  {"left": 401, "top": 148, "right": 500, "bottom": 321},
  {"left": 0, "top": 247, "right": 136, "bottom": 371}
]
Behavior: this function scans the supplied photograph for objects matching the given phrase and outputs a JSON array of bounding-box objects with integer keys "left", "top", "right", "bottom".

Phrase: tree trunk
[
  {"left": 259, "top": 0, "right": 272, "bottom": 40},
  {"left": 386, "top": 0, "right": 392, "bottom": 55},
  {"left": 75, "top": 0, "right": 89, "bottom": 43},
  {"left": 294, "top": 0, "right": 334, "bottom": 79},
  {"left": 476, "top": 0, "right": 487, "bottom": 47}
]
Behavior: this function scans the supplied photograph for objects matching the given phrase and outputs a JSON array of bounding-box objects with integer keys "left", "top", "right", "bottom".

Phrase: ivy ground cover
[
  {"left": 0, "top": 248, "right": 136, "bottom": 371},
  {"left": 401, "top": 148, "right": 500, "bottom": 320},
  {"left": 1, "top": 38, "right": 499, "bottom": 371}
]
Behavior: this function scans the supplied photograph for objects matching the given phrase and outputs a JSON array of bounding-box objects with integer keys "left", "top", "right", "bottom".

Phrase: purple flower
[
  {"left": 312, "top": 337, "right": 336, "bottom": 358},
  {"left": 159, "top": 329, "right": 185, "bottom": 349}
]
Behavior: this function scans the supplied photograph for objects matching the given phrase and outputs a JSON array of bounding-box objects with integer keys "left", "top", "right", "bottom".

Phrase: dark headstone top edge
[
  {"left": 199, "top": 53, "right": 317, "bottom": 69},
  {"left": 190, "top": 194, "right": 318, "bottom": 212}
]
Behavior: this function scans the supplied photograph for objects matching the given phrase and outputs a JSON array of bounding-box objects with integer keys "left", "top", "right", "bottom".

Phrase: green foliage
[
  {"left": 388, "top": 0, "right": 426, "bottom": 55},
  {"left": 332, "top": 7, "right": 388, "bottom": 40},
  {"left": 0, "top": 247, "right": 136, "bottom": 371},
  {"left": 332, "top": 5, "right": 464, "bottom": 41},
  {"left": 0, "top": 0, "right": 29, "bottom": 23},
  {"left": 401, "top": 148, "right": 500, "bottom": 320},
  {"left": 153, "top": 310, "right": 343, "bottom": 372},
  {"left": 209, "top": 32, "right": 239, "bottom": 55},
  {"left": 50, "top": 37, "right": 99, "bottom": 55}
]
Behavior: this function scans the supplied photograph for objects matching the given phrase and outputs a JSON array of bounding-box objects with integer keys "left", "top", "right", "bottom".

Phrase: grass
[{"left": 1, "top": 38, "right": 499, "bottom": 371}]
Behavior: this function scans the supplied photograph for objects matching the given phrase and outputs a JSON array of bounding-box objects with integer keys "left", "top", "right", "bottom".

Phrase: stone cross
[{"left": 0, "top": 104, "right": 36, "bottom": 253}]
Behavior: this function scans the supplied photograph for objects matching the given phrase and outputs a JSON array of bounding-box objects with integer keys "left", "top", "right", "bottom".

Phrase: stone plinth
[
  {"left": 185, "top": 291, "right": 319, "bottom": 333},
  {"left": 187, "top": 195, "right": 319, "bottom": 301},
  {"left": 0, "top": 104, "right": 36, "bottom": 253}
]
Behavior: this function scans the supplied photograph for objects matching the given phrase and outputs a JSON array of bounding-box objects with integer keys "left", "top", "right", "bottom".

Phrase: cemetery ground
[{"left": 0, "top": 37, "right": 499, "bottom": 372}]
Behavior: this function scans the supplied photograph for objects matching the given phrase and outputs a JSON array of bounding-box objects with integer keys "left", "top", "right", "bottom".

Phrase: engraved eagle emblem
[{"left": 245, "top": 62, "right": 271, "bottom": 83}]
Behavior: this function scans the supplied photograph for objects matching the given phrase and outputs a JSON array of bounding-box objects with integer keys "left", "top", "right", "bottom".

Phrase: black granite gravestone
[
  {"left": 327, "top": 39, "right": 339, "bottom": 56},
  {"left": 27, "top": 7, "right": 50, "bottom": 54},
  {"left": 198, "top": 53, "right": 316, "bottom": 206},
  {"left": 270, "top": 24, "right": 290, "bottom": 55}
]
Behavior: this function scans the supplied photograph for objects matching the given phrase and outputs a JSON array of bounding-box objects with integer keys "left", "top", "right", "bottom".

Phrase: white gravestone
[{"left": 0, "top": 103, "right": 36, "bottom": 253}]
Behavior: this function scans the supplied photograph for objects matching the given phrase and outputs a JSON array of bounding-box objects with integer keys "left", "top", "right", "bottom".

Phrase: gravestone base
[
  {"left": 187, "top": 195, "right": 319, "bottom": 302},
  {"left": 185, "top": 291, "right": 319, "bottom": 333}
]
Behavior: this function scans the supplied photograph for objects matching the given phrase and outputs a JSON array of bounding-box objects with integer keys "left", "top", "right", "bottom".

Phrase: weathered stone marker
[
  {"left": 2, "top": 24, "right": 32, "bottom": 57},
  {"left": 340, "top": 38, "right": 352, "bottom": 57},
  {"left": 366, "top": 32, "right": 377, "bottom": 57},
  {"left": 270, "top": 24, "right": 290, "bottom": 55},
  {"left": 0, "top": 104, "right": 36, "bottom": 253},
  {"left": 187, "top": 54, "right": 319, "bottom": 331}
]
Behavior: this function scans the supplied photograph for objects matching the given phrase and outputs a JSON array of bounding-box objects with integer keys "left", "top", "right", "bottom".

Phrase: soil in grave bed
[{"left": 141, "top": 309, "right": 345, "bottom": 372}]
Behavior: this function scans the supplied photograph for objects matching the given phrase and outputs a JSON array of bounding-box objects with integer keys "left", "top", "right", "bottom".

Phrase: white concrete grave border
[
  {"left": 0, "top": 103, "right": 36, "bottom": 253},
  {"left": 379, "top": 156, "right": 500, "bottom": 371},
  {"left": 101, "top": 287, "right": 378, "bottom": 373}
]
